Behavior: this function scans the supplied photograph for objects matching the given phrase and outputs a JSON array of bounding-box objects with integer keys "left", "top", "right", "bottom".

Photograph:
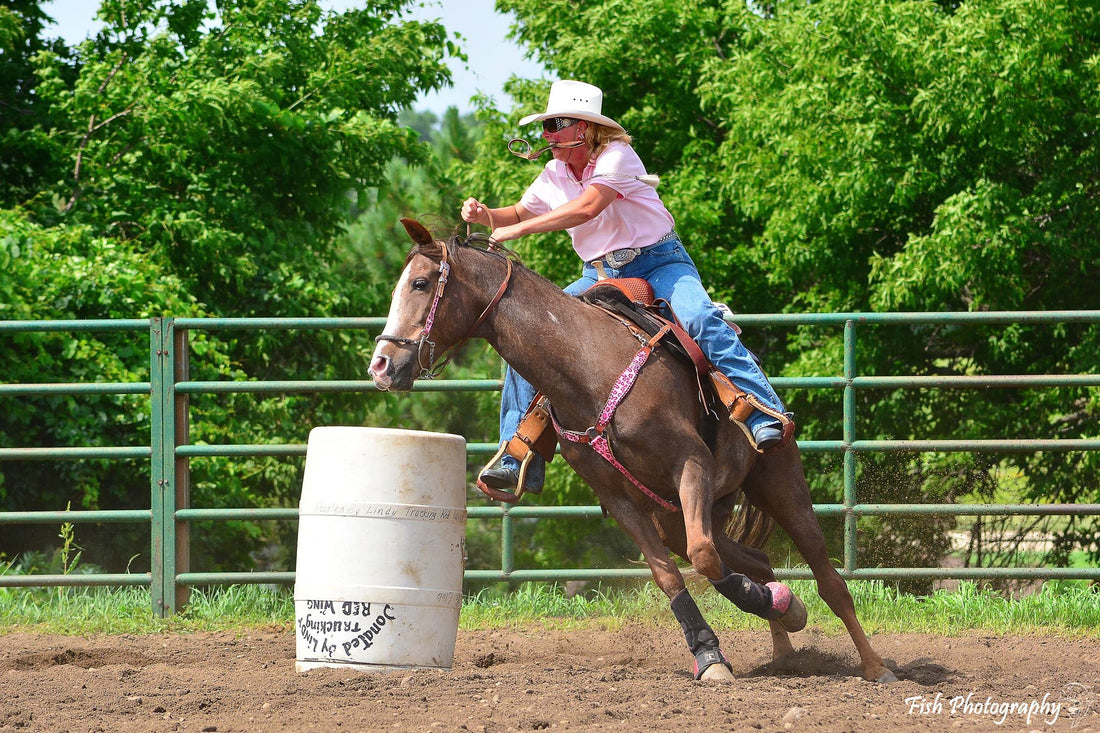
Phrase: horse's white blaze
[{"left": 371, "top": 263, "right": 415, "bottom": 363}]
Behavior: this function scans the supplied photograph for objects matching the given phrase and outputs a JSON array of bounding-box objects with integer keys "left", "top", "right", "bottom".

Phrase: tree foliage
[
  {"left": 0, "top": 0, "right": 74, "bottom": 208},
  {"left": 0, "top": 0, "right": 464, "bottom": 571},
  {"left": 26, "top": 0, "right": 457, "bottom": 316},
  {"left": 469, "top": 0, "right": 1100, "bottom": 575},
  {"left": 3, "top": 0, "right": 1098, "bottom": 581}
]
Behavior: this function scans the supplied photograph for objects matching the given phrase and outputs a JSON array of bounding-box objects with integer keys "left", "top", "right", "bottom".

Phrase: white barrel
[{"left": 294, "top": 427, "right": 467, "bottom": 673}]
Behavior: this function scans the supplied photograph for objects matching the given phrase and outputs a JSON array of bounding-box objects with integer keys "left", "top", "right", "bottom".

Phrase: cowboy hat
[{"left": 518, "top": 80, "right": 624, "bottom": 132}]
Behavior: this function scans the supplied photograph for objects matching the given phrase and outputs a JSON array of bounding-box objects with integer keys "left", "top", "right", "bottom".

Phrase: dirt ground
[{"left": 1, "top": 625, "right": 1097, "bottom": 732}]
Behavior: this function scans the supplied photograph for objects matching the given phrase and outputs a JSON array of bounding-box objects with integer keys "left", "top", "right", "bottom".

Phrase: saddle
[
  {"left": 490, "top": 279, "right": 793, "bottom": 486},
  {"left": 582, "top": 279, "right": 715, "bottom": 405},
  {"left": 581, "top": 279, "right": 792, "bottom": 436}
]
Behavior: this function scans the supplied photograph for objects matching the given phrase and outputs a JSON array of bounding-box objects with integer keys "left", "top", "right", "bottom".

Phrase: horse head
[{"left": 368, "top": 218, "right": 511, "bottom": 391}]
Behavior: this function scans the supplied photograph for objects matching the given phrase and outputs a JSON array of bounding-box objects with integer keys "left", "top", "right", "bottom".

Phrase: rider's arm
[{"left": 492, "top": 184, "right": 617, "bottom": 242}]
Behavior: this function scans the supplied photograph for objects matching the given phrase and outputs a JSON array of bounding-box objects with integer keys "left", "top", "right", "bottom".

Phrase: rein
[{"left": 375, "top": 237, "right": 513, "bottom": 380}]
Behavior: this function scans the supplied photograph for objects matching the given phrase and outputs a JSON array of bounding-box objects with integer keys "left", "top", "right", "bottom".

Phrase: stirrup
[
  {"left": 708, "top": 371, "right": 796, "bottom": 453},
  {"left": 475, "top": 443, "right": 537, "bottom": 504}
]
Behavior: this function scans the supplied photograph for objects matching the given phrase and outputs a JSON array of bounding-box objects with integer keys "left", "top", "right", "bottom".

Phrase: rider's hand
[
  {"left": 461, "top": 197, "right": 484, "bottom": 225},
  {"left": 490, "top": 224, "right": 520, "bottom": 243}
]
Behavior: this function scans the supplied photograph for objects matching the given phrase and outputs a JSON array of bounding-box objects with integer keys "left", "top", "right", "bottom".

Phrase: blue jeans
[{"left": 494, "top": 235, "right": 785, "bottom": 480}]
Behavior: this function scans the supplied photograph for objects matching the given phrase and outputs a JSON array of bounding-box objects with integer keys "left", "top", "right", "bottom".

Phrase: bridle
[{"left": 375, "top": 236, "right": 513, "bottom": 380}]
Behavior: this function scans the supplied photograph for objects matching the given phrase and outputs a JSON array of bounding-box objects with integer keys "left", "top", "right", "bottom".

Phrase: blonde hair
[{"left": 584, "top": 122, "right": 632, "bottom": 158}]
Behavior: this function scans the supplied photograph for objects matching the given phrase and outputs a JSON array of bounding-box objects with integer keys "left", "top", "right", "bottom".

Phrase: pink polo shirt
[{"left": 518, "top": 141, "right": 675, "bottom": 262}]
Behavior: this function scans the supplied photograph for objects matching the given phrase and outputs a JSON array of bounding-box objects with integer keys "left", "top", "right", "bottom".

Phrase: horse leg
[
  {"left": 675, "top": 455, "right": 723, "bottom": 580},
  {"left": 711, "top": 534, "right": 801, "bottom": 660},
  {"left": 679, "top": 460, "right": 802, "bottom": 640},
  {"left": 670, "top": 588, "right": 734, "bottom": 681},
  {"left": 657, "top": 513, "right": 801, "bottom": 662},
  {"left": 599, "top": 492, "right": 733, "bottom": 682},
  {"left": 743, "top": 444, "right": 898, "bottom": 683}
]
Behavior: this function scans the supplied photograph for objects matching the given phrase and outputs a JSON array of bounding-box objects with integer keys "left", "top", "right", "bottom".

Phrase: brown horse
[{"left": 369, "top": 219, "right": 897, "bottom": 683}]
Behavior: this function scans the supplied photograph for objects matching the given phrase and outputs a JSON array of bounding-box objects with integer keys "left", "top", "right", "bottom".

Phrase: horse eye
[{"left": 411, "top": 277, "right": 430, "bottom": 291}]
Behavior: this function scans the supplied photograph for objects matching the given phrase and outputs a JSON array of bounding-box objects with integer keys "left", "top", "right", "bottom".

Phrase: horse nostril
[{"left": 368, "top": 355, "right": 390, "bottom": 378}]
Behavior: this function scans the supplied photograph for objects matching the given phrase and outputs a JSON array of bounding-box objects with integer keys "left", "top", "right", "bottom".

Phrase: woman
[{"left": 462, "top": 80, "right": 787, "bottom": 493}]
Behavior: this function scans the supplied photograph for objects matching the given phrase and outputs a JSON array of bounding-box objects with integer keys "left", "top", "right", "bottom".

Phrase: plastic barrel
[{"left": 294, "top": 427, "right": 467, "bottom": 672}]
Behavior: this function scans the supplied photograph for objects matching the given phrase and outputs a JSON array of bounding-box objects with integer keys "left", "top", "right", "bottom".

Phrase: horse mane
[
  {"left": 405, "top": 238, "right": 444, "bottom": 265},
  {"left": 405, "top": 232, "right": 522, "bottom": 270}
]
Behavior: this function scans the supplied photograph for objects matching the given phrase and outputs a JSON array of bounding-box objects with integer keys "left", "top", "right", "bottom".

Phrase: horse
[{"left": 369, "top": 219, "right": 898, "bottom": 683}]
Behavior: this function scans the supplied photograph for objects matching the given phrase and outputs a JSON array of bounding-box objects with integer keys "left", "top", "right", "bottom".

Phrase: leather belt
[{"left": 589, "top": 231, "right": 677, "bottom": 269}]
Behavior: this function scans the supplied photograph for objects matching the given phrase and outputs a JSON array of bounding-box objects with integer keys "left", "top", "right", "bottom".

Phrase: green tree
[
  {"left": 0, "top": 208, "right": 203, "bottom": 569},
  {"left": 463, "top": 0, "right": 1100, "bottom": 578},
  {"left": 695, "top": 0, "right": 1100, "bottom": 573},
  {"left": 0, "top": 0, "right": 74, "bottom": 207},
  {"left": 340, "top": 105, "right": 485, "bottom": 289},
  {"left": 0, "top": 0, "right": 465, "bottom": 572},
  {"left": 30, "top": 0, "right": 455, "bottom": 318}
]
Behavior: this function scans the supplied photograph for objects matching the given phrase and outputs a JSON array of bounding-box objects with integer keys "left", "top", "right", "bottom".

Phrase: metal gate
[{"left": 1, "top": 313, "right": 1098, "bottom": 616}]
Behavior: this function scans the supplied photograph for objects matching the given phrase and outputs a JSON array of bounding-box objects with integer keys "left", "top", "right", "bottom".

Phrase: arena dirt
[{"left": 1, "top": 625, "right": 1096, "bottom": 732}]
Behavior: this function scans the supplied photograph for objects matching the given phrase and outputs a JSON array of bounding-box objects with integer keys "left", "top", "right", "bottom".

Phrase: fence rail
[{"left": 1, "top": 312, "right": 1099, "bottom": 616}]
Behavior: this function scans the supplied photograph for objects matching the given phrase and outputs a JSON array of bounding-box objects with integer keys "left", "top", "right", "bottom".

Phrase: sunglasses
[{"left": 542, "top": 117, "right": 580, "bottom": 133}]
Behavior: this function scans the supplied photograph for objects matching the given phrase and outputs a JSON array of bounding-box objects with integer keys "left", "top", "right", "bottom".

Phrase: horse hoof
[
  {"left": 874, "top": 669, "right": 900, "bottom": 684},
  {"left": 766, "top": 582, "right": 808, "bottom": 633},
  {"left": 699, "top": 664, "right": 735, "bottom": 682},
  {"left": 693, "top": 648, "right": 733, "bottom": 681}
]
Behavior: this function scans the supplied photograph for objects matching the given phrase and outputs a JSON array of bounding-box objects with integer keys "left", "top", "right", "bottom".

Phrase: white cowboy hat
[{"left": 518, "top": 80, "right": 625, "bottom": 132}]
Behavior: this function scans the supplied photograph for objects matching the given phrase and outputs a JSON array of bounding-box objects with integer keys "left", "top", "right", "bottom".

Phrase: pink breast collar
[{"left": 551, "top": 325, "right": 680, "bottom": 512}]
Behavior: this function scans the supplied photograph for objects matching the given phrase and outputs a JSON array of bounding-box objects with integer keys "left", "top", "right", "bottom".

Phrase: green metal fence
[{"left": 1, "top": 312, "right": 1099, "bottom": 616}]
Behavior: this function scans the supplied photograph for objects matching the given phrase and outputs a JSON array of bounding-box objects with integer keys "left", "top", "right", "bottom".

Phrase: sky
[{"left": 39, "top": 0, "right": 548, "bottom": 117}]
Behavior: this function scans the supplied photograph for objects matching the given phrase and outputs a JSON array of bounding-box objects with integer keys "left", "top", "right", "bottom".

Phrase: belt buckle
[{"left": 604, "top": 248, "right": 638, "bottom": 268}]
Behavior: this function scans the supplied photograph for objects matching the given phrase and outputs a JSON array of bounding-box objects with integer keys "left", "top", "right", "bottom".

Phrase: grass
[
  {"left": 1, "top": 579, "right": 1097, "bottom": 638},
  {"left": 0, "top": 584, "right": 294, "bottom": 635}
]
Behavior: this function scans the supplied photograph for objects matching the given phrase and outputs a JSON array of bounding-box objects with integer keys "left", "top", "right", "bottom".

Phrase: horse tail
[{"left": 724, "top": 496, "right": 775, "bottom": 551}]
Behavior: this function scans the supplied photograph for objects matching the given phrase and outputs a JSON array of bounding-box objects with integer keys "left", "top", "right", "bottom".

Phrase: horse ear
[{"left": 400, "top": 218, "right": 435, "bottom": 247}]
